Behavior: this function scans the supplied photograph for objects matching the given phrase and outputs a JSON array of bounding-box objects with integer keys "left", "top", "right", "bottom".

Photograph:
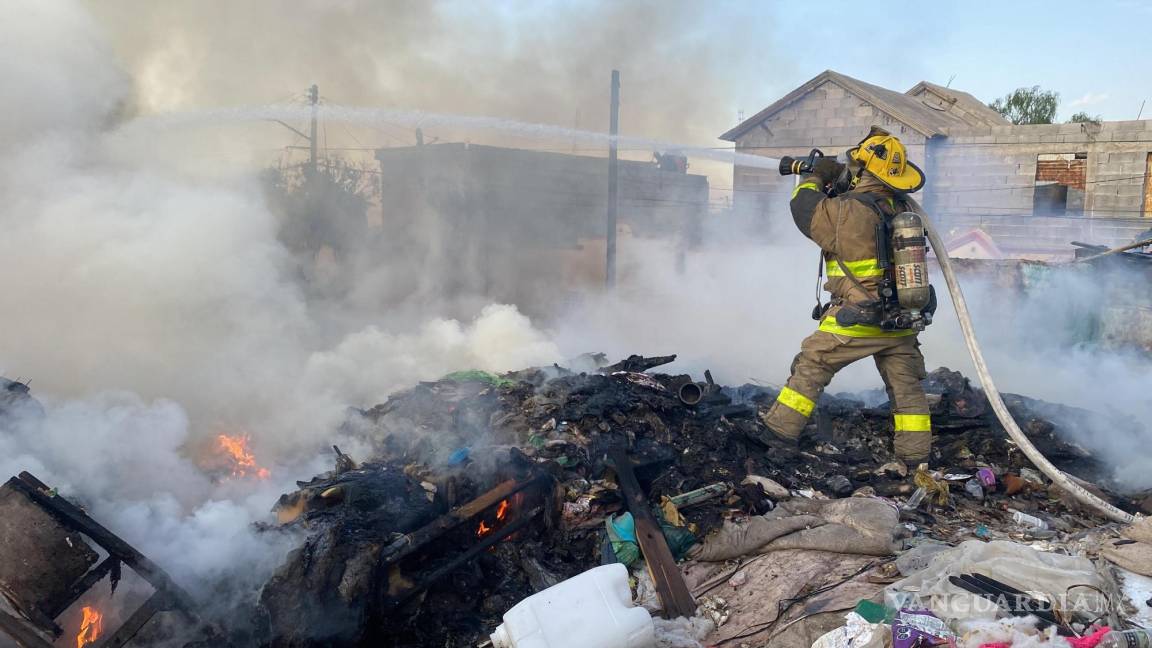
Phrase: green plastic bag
[
  {"left": 440, "top": 369, "right": 516, "bottom": 387},
  {"left": 604, "top": 512, "right": 696, "bottom": 566}
]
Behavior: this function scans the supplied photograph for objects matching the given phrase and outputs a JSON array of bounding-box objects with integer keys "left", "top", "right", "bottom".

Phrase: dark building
[{"left": 375, "top": 143, "right": 709, "bottom": 312}]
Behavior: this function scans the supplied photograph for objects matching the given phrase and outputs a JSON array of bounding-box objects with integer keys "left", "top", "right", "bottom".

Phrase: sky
[
  {"left": 704, "top": 0, "right": 1151, "bottom": 130},
  {"left": 81, "top": 0, "right": 1152, "bottom": 191}
]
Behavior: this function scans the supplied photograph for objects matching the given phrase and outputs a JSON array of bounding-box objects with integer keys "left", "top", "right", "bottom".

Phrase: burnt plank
[
  {"left": 609, "top": 449, "right": 696, "bottom": 619},
  {"left": 98, "top": 591, "right": 167, "bottom": 648},
  {"left": 48, "top": 556, "right": 120, "bottom": 619},
  {"left": 382, "top": 505, "right": 543, "bottom": 609},
  {"left": 378, "top": 474, "right": 550, "bottom": 565},
  {"left": 0, "top": 609, "right": 55, "bottom": 648},
  {"left": 9, "top": 474, "right": 197, "bottom": 615},
  {"left": 599, "top": 354, "right": 677, "bottom": 374}
]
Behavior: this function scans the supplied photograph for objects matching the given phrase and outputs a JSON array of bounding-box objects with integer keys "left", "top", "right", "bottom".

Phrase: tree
[
  {"left": 988, "top": 86, "right": 1059, "bottom": 125},
  {"left": 262, "top": 155, "right": 381, "bottom": 296},
  {"left": 1067, "top": 111, "right": 1102, "bottom": 125},
  {"left": 263, "top": 155, "right": 378, "bottom": 257}
]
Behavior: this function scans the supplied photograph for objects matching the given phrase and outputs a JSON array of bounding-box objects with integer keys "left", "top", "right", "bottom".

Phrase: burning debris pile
[
  {"left": 0, "top": 357, "right": 1146, "bottom": 648},
  {"left": 251, "top": 354, "right": 1146, "bottom": 648}
]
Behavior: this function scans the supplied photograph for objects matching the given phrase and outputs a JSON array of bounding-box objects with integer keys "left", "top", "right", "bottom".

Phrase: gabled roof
[
  {"left": 720, "top": 70, "right": 1008, "bottom": 142},
  {"left": 944, "top": 228, "right": 1004, "bottom": 260}
]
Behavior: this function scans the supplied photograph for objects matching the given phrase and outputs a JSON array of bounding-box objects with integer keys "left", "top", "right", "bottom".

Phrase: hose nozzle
[{"left": 778, "top": 148, "right": 824, "bottom": 176}]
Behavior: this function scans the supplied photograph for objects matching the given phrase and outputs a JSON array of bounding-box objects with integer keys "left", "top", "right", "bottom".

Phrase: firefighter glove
[{"left": 811, "top": 158, "right": 845, "bottom": 186}]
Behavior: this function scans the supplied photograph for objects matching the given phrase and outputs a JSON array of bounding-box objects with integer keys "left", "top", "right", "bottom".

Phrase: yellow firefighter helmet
[{"left": 848, "top": 132, "right": 925, "bottom": 193}]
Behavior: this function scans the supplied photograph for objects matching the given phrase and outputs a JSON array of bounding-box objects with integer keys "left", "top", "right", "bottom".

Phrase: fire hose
[{"left": 921, "top": 214, "right": 1137, "bottom": 524}]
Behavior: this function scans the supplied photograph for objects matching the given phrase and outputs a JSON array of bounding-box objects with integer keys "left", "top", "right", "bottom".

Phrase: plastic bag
[
  {"left": 887, "top": 540, "right": 1102, "bottom": 623},
  {"left": 892, "top": 608, "right": 954, "bottom": 648},
  {"left": 810, "top": 612, "right": 890, "bottom": 648},
  {"left": 913, "top": 466, "right": 949, "bottom": 506}
]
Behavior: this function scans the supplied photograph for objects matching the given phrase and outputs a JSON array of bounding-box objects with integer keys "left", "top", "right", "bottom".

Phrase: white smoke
[
  {"left": 558, "top": 227, "right": 1152, "bottom": 490},
  {"left": 923, "top": 259, "right": 1152, "bottom": 488},
  {"left": 554, "top": 225, "right": 919, "bottom": 392},
  {"left": 0, "top": 0, "right": 562, "bottom": 618},
  {"left": 0, "top": 0, "right": 129, "bottom": 145},
  {"left": 3, "top": 5, "right": 1150, "bottom": 642}
]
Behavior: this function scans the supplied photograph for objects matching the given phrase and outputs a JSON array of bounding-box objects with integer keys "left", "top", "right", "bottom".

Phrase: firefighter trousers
[{"left": 761, "top": 329, "right": 931, "bottom": 462}]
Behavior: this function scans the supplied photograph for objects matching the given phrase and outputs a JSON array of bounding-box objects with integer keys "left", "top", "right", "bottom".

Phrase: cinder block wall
[
  {"left": 732, "top": 81, "right": 926, "bottom": 231},
  {"left": 730, "top": 84, "right": 1152, "bottom": 254},
  {"left": 930, "top": 121, "right": 1152, "bottom": 253}
]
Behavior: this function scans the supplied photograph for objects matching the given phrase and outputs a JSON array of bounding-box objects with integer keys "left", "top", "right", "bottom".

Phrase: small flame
[
  {"left": 77, "top": 606, "right": 102, "bottom": 648},
  {"left": 476, "top": 499, "right": 510, "bottom": 537},
  {"left": 216, "top": 434, "right": 270, "bottom": 479}
]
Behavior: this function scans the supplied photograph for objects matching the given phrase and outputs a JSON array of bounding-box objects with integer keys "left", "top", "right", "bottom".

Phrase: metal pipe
[{"left": 678, "top": 382, "right": 704, "bottom": 406}]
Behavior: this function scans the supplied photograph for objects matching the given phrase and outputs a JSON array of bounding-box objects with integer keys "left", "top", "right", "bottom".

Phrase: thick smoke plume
[
  {"left": 85, "top": 0, "right": 762, "bottom": 148},
  {"left": 0, "top": 0, "right": 563, "bottom": 616},
  {"left": 3, "top": 2, "right": 1151, "bottom": 640}
]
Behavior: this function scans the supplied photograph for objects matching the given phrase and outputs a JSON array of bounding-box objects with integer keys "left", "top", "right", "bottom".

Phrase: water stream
[{"left": 113, "top": 103, "right": 780, "bottom": 170}]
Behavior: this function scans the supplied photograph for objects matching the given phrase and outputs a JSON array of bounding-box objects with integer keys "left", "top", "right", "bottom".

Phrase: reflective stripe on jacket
[{"left": 790, "top": 174, "right": 914, "bottom": 336}]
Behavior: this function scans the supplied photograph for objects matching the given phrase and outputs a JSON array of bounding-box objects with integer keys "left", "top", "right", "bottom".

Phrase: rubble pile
[{"left": 256, "top": 355, "right": 1147, "bottom": 648}]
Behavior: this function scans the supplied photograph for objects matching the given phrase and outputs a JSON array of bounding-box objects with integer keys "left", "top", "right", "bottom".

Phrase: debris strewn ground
[{"left": 252, "top": 354, "right": 1150, "bottom": 648}]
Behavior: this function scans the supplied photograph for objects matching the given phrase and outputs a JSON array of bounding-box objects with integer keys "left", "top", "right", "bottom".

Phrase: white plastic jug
[{"left": 490, "top": 563, "right": 655, "bottom": 648}]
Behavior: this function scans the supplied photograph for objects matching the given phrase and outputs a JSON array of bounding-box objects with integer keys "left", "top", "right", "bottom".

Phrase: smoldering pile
[{"left": 248, "top": 354, "right": 1148, "bottom": 648}]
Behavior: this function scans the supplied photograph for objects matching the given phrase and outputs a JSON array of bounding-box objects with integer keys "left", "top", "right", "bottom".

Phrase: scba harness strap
[{"left": 815, "top": 192, "right": 929, "bottom": 332}]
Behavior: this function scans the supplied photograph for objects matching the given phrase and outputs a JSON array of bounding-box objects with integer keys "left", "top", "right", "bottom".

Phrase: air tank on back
[{"left": 890, "top": 212, "right": 931, "bottom": 310}]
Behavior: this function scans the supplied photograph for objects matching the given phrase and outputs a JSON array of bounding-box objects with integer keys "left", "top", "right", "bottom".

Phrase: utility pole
[
  {"left": 606, "top": 70, "right": 620, "bottom": 289},
  {"left": 308, "top": 84, "right": 319, "bottom": 177}
]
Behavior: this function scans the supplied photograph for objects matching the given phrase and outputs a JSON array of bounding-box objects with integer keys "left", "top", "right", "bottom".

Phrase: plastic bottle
[
  {"left": 1011, "top": 510, "right": 1049, "bottom": 530},
  {"left": 964, "top": 478, "right": 984, "bottom": 500},
  {"left": 490, "top": 563, "right": 655, "bottom": 648},
  {"left": 902, "top": 487, "right": 927, "bottom": 510},
  {"left": 1098, "top": 629, "right": 1152, "bottom": 648}
]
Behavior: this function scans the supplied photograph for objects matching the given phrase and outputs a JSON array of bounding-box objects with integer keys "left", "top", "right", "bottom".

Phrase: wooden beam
[
  {"left": 98, "top": 592, "right": 167, "bottom": 648},
  {"left": 378, "top": 474, "right": 550, "bottom": 566},
  {"left": 48, "top": 556, "right": 120, "bottom": 618},
  {"left": 9, "top": 474, "right": 196, "bottom": 614},
  {"left": 609, "top": 449, "right": 696, "bottom": 619},
  {"left": 0, "top": 609, "right": 55, "bottom": 648},
  {"left": 382, "top": 506, "right": 543, "bottom": 610}
]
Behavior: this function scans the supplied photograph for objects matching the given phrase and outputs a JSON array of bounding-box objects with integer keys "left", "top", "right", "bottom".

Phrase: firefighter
[{"left": 760, "top": 127, "right": 934, "bottom": 463}]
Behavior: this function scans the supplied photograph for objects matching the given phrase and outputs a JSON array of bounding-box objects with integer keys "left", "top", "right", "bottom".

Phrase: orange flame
[
  {"left": 77, "top": 606, "right": 102, "bottom": 648},
  {"left": 216, "top": 434, "right": 270, "bottom": 480},
  {"left": 476, "top": 499, "right": 511, "bottom": 537}
]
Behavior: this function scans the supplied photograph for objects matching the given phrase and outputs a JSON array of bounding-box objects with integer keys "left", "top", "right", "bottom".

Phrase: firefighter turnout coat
[{"left": 760, "top": 172, "right": 932, "bottom": 462}]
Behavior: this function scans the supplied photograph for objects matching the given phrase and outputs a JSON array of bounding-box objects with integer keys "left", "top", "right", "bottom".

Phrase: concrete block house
[{"left": 723, "top": 70, "right": 1152, "bottom": 258}]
